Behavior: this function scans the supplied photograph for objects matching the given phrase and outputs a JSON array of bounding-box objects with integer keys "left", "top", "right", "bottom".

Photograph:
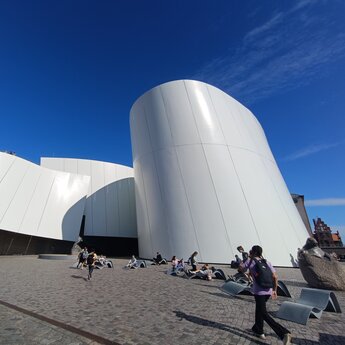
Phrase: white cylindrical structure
[{"left": 130, "top": 80, "right": 309, "bottom": 266}]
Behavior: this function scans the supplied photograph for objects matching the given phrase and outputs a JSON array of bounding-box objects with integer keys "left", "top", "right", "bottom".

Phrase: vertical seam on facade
[
  {"left": 225, "top": 147, "right": 263, "bottom": 244},
  {"left": 184, "top": 81, "right": 233, "bottom": 260},
  {"left": 262, "top": 159, "right": 305, "bottom": 244},
  {"left": 261, "top": 159, "right": 294, "bottom": 253},
  {"left": 205, "top": 86, "right": 239, "bottom": 255},
  {"left": 0, "top": 156, "right": 16, "bottom": 184},
  {"left": 142, "top": 103, "right": 173, "bottom": 254},
  {"left": 115, "top": 166, "right": 121, "bottom": 237},
  {"left": 36, "top": 175, "right": 56, "bottom": 236},
  {"left": 0, "top": 165, "right": 30, "bottom": 225},
  {"left": 19, "top": 170, "right": 42, "bottom": 232},
  {"left": 138, "top": 158, "right": 154, "bottom": 255},
  {"left": 89, "top": 160, "right": 94, "bottom": 236},
  {"left": 102, "top": 162, "right": 107, "bottom": 236},
  {"left": 159, "top": 85, "right": 202, "bottom": 257},
  {"left": 219, "top": 92, "right": 262, "bottom": 244}
]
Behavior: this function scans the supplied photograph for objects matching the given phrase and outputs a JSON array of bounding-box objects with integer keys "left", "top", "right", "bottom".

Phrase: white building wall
[
  {"left": 41, "top": 158, "right": 137, "bottom": 238},
  {"left": 130, "top": 80, "right": 309, "bottom": 266},
  {"left": 0, "top": 152, "right": 90, "bottom": 241}
]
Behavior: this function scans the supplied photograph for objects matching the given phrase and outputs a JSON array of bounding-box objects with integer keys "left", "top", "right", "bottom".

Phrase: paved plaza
[{"left": 0, "top": 256, "right": 344, "bottom": 345}]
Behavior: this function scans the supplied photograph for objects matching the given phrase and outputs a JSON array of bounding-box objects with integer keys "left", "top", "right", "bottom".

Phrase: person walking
[
  {"left": 87, "top": 250, "right": 97, "bottom": 280},
  {"left": 240, "top": 245, "right": 291, "bottom": 344},
  {"left": 77, "top": 247, "right": 88, "bottom": 269}
]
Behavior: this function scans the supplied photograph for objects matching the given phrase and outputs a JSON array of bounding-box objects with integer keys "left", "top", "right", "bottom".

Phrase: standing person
[
  {"left": 189, "top": 251, "right": 198, "bottom": 272},
  {"left": 87, "top": 250, "right": 97, "bottom": 280},
  {"left": 240, "top": 245, "right": 291, "bottom": 344},
  {"left": 77, "top": 247, "right": 88, "bottom": 269}
]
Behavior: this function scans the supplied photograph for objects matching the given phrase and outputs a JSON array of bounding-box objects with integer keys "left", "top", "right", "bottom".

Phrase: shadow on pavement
[
  {"left": 71, "top": 275, "right": 87, "bottom": 281},
  {"left": 173, "top": 310, "right": 267, "bottom": 344},
  {"left": 280, "top": 280, "right": 308, "bottom": 288},
  {"left": 293, "top": 333, "right": 345, "bottom": 345},
  {"left": 202, "top": 290, "right": 255, "bottom": 303}
]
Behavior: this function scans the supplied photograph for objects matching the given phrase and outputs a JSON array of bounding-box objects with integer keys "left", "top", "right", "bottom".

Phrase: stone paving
[{"left": 0, "top": 256, "right": 344, "bottom": 345}]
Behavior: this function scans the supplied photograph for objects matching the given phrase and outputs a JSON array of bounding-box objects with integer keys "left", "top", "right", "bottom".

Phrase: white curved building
[
  {"left": 0, "top": 153, "right": 138, "bottom": 256},
  {"left": 130, "top": 80, "right": 309, "bottom": 266},
  {"left": 0, "top": 152, "right": 90, "bottom": 254},
  {"left": 41, "top": 158, "right": 137, "bottom": 254}
]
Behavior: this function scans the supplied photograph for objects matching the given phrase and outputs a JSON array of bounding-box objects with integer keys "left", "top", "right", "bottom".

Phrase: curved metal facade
[
  {"left": 130, "top": 80, "right": 309, "bottom": 266},
  {"left": 41, "top": 158, "right": 137, "bottom": 238},
  {"left": 0, "top": 152, "right": 90, "bottom": 242}
]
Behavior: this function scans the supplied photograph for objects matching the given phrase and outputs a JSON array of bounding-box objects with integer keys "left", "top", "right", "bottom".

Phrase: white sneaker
[
  {"left": 251, "top": 331, "right": 265, "bottom": 339},
  {"left": 283, "top": 333, "right": 292, "bottom": 345}
]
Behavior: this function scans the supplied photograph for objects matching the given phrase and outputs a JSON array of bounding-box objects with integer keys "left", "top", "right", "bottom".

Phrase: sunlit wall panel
[
  {"left": 0, "top": 152, "right": 90, "bottom": 241},
  {"left": 41, "top": 158, "right": 137, "bottom": 238},
  {"left": 130, "top": 80, "right": 309, "bottom": 266}
]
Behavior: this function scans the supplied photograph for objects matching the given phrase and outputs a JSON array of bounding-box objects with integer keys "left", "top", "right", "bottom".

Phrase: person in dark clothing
[
  {"left": 87, "top": 251, "right": 97, "bottom": 280},
  {"left": 239, "top": 245, "right": 291, "bottom": 344},
  {"left": 153, "top": 252, "right": 166, "bottom": 265},
  {"left": 230, "top": 254, "right": 241, "bottom": 268},
  {"left": 77, "top": 247, "right": 88, "bottom": 269},
  {"left": 237, "top": 245, "right": 249, "bottom": 263},
  {"left": 189, "top": 251, "right": 198, "bottom": 271}
]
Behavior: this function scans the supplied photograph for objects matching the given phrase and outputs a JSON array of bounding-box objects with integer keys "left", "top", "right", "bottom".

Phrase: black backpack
[{"left": 252, "top": 258, "right": 274, "bottom": 288}]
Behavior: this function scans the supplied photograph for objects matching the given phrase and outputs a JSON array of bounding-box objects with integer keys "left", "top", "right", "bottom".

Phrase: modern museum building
[{"left": 0, "top": 80, "right": 309, "bottom": 266}]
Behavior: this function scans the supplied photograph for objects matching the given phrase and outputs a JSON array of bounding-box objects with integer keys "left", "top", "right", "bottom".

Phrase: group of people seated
[{"left": 169, "top": 251, "right": 226, "bottom": 281}]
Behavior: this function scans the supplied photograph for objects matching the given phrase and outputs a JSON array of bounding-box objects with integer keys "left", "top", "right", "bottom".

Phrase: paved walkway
[{"left": 0, "top": 256, "right": 344, "bottom": 345}]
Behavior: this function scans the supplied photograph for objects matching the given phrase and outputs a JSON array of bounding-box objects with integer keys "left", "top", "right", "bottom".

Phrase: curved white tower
[{"left": 130, "top": 80, "right": 309, "bottom": 266}]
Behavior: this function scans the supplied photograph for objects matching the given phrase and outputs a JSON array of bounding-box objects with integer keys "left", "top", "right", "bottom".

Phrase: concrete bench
[
  {"left": 276, "top": 287, "right": 342, "bottom": 325},
  {"left": 220, "top": 280, "right": 292, "bottom": 297}
]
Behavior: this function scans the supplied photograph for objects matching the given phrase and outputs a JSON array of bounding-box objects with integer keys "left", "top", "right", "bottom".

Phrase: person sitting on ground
[
  {"left": 153, "top": 252, "right": 166, "bottom": 265},
  {"left": 94, "top": 254, "right": 107, "bottom": 269},
  {"left": 77, "top": 247, "right": 88, "bottom": 269},
  {"left": 195, "top": 263, "right": 213, "bottom": 281},
  {"left": 230, "top": 254, "right": 242, "bottom": 268},
  {"left": 98, "top": 255, "right": 106, "bottom": 265},
  {"left": 239, "top": 245, "right": 291, "bottom": 344},
  {"left": 126, "top": 255, "right": 138, "bottom": 269},
  {"left": 189, "top": 251, "right": 198, "bottom": 272},
  {"left": 171, "top": 256, "right": 179, "bottom": 271},
  {"left": 177, "top": 258, "right": 185, "bottom": 270},
  {"left": 237, "top": 245, "right": 249, "bottom": 263}
]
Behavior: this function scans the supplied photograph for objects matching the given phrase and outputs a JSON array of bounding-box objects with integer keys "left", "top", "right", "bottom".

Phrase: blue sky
[{"left": 0, "top": 1, "right": 344, "bottom": 238}]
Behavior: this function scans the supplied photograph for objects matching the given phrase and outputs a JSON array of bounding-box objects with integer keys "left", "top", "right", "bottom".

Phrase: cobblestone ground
[{"left": 0, "top": 256, "right": 344, "bottom": 345}]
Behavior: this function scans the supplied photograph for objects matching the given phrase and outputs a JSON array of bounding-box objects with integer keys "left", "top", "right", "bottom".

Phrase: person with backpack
[{"left": 239, "top": 245, "right": 291, "bottom": 345}]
